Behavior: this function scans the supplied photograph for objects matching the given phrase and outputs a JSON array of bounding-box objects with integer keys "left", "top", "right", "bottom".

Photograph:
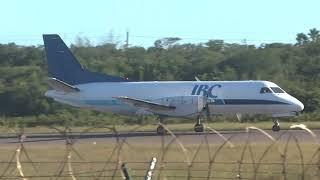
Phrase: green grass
[
  {"left": 0, "top": 142, "right": 319, "bottom": 179},
  {"left": 1, "top": 121, "right": 320, "bottom": 134}
]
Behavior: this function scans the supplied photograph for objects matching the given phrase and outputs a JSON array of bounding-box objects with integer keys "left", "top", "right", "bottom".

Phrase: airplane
[{"left": 43, "top": 34, "right": 304, "bottom": 134}]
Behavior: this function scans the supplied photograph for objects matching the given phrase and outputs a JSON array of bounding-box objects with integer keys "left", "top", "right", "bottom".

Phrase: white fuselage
[{"left": 45, "top": 80, "right": 304, "bottom": 118}]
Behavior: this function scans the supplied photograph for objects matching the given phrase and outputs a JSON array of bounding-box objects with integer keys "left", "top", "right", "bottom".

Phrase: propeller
[
  {"left": 236, "top": 113, "right": 242, "bottom": 122},
  {"left": 200, "top": 87, "right": 212, "bottom": 122},
  {"left": 203, "top": 92, "right": 212, "bottom": 121},
  {"left": 195, "top": 76, "right": 212, "bottom": 121}
]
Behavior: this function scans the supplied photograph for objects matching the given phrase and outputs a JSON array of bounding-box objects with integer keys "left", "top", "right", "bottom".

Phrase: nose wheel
[
  {"left": 272, "top": 119, "right": 280, "bottom": 132},
  {"left": 156, "top": 125, "right": 166, "bottom": 135},
  {"left": 194, "top": 116, "right": 205, "bottom": 132}
]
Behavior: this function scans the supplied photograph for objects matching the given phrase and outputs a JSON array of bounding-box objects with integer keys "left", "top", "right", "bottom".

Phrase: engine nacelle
[
  {"left": 152, "top": 96, "right": 206, "bottom": 117},
  {"left": 272, "top": 112, "right": 298, "bottom": 118}
]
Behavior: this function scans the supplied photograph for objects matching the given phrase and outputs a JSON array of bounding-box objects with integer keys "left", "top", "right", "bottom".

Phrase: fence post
[
  {"left": 121, "top": 163, "right": 132, "bottom": 180},
  {"left": 145, "top": 157, "right": 157, "bottom": 180}
]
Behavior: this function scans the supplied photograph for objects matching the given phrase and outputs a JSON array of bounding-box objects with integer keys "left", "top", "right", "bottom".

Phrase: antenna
[{"left": 125, "top": 30, "right": 129, "bottom": 48}]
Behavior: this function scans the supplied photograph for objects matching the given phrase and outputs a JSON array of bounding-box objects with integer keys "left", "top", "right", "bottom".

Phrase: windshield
[
  {"left": 260, "top": 87, "right": 272, "bottom": 93},
  {"left": 271, "top": 87, "right": 285, "bottom": 93}
]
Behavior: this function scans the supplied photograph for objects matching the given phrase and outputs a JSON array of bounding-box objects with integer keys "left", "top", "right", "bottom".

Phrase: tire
[
  {"left": 272, "top": 125, "right": 280, "bottom": 132},
  {"left": 156, "top": 126, "right": 166, "bottom": 135},
  {"left": 194, "top": 124, "right": 204, "bottom": 132}
]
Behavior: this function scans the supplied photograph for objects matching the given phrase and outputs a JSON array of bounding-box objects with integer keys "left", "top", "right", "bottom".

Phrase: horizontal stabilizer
[
  {"left": 114, "top": 96, "right": 176, "bottom": 111},
  {"left": 47, "top": 78, "right": 80, "bottom": 93}
]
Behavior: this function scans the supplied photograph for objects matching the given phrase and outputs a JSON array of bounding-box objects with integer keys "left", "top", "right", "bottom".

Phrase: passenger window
[
  {"left": 260, "top": 87, "right": 272, "bottom": 94},
  {"left": 271, "top": 87, "right": 285, "bottom": 93}
]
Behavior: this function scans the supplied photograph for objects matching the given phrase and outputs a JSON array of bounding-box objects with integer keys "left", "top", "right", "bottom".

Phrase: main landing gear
[
  {"left": 272, "top": 118, "right": 280, "bottom": 132},
  {"left": 156, "top": 116, "right": 206, "bottom": 134},
  {"left": 194, "top": 116, "right": 205, "bottom": 133},
  {"left": 156, "top": 125, "right": 166, "bottom": 135}
]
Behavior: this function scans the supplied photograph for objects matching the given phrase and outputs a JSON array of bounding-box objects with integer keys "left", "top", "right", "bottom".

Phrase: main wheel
[
  {"left": 194, "top": 124, "right": 204, "bottom": 132},
  {"left": 156, "top": 126, "right": 166, "bottom": 135},
  {"left": 272, "top": 125, "right": 280, "bottom": 132}
]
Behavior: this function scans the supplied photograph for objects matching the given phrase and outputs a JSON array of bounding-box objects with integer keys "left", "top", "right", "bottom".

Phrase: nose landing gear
[{"left": 272, "top": 118, "right": 280, "bottom": 132}]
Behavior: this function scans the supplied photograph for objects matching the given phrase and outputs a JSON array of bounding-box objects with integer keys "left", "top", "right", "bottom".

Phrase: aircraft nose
[{"left": 294, "top": 100, "right": 304, "bottom": 112}]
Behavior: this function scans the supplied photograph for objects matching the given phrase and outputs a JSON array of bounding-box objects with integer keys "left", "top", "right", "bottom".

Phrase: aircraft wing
[
  {"left": 47, "top": 77, "right": 80, "bottom": 93},
  {"left": 114, "top": 96, "right": 176, "bottom": 111}
]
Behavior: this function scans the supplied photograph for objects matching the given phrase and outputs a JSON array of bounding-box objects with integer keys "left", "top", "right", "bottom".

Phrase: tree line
[{"left": 0, "top": 28, "right": 319, "bottom": 126}]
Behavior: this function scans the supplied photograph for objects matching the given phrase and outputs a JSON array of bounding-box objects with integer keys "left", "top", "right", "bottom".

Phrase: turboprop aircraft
[{"left": 43, "top": 34, "right": 304, "bottom": 134}]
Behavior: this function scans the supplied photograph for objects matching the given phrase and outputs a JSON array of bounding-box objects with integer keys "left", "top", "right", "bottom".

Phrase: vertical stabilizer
[{"left": 43, "top": 34, "right": 128, "bottom": 85}]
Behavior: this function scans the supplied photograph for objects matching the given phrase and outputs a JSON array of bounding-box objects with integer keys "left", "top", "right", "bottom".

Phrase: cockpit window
[
  {"left": 260, "top": 87, "right": 272, "bottom": 93},
  {"left": 271, "top": 87, "right": 285, "bottom": 93}
]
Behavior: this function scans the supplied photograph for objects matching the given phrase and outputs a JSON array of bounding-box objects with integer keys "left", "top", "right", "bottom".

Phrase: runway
[{"left": 0, "top": 129, "right": 320, "bottom": 145}]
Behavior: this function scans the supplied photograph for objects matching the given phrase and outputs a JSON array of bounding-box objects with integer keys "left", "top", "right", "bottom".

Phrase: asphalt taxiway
[{"left": 0, "top": 129, "right": 319, "bottom": 145}]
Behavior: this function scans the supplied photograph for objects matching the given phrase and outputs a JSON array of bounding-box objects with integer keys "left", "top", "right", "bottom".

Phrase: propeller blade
[
  {"left": 205, "top": 103, "right": 212, "bottom": 121},
  {"left": 236, "top": 113, "right": 242, "bottom": 122}
]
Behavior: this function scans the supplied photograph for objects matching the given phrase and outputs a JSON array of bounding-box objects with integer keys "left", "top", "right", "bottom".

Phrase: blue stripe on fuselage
[
  {"left": 81, "top": 99, "right": 288, "bottom": 106},
  {"left": 209, "top": 99, "right": 288, "bottom": 105}
]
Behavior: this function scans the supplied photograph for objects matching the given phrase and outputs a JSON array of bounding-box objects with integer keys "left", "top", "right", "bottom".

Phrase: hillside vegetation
[{"left": 0, "top": 29, "right": 319, "bottom": 126}]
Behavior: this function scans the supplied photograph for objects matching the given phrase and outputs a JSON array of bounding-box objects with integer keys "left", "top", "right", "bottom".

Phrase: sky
[{"left": 0, "top": 0, "right": 319, "bottom": 47}]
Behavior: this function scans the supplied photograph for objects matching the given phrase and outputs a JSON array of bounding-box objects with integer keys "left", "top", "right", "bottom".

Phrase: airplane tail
[{"left": 43, "top": 34, "right": 128, "bottom": 85}]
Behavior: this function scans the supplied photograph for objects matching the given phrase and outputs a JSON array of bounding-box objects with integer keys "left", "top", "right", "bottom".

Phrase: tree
[
  {"left": 153, "top": 37, "right": 181, "bottom": 49},
  {"left": 205, "top": 40, "right": 224, "bottom": 51},
  {"left": 0, "top": 29, "right": 320, "bottom": 121},
  {"left": 296, "top": 33, "right": 309, "bottom": 46},
  {"left": 308, "top": 28, "right": 320, "bottom": 42}
]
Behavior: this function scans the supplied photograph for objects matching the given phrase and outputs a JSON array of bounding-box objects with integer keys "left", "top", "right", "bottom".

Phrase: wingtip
[{"left": 113, "top": 96, "right": 128, "bottom": 99}]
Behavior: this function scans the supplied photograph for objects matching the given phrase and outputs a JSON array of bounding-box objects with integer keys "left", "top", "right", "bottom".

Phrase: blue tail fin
[{"left": 43, "top": 34, "right": 128, "bottom": 85}]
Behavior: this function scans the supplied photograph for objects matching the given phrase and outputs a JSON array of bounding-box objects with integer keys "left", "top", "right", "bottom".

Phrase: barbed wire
[{"left": 0, "top": 123, "right": 319, "bottom": 179}]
